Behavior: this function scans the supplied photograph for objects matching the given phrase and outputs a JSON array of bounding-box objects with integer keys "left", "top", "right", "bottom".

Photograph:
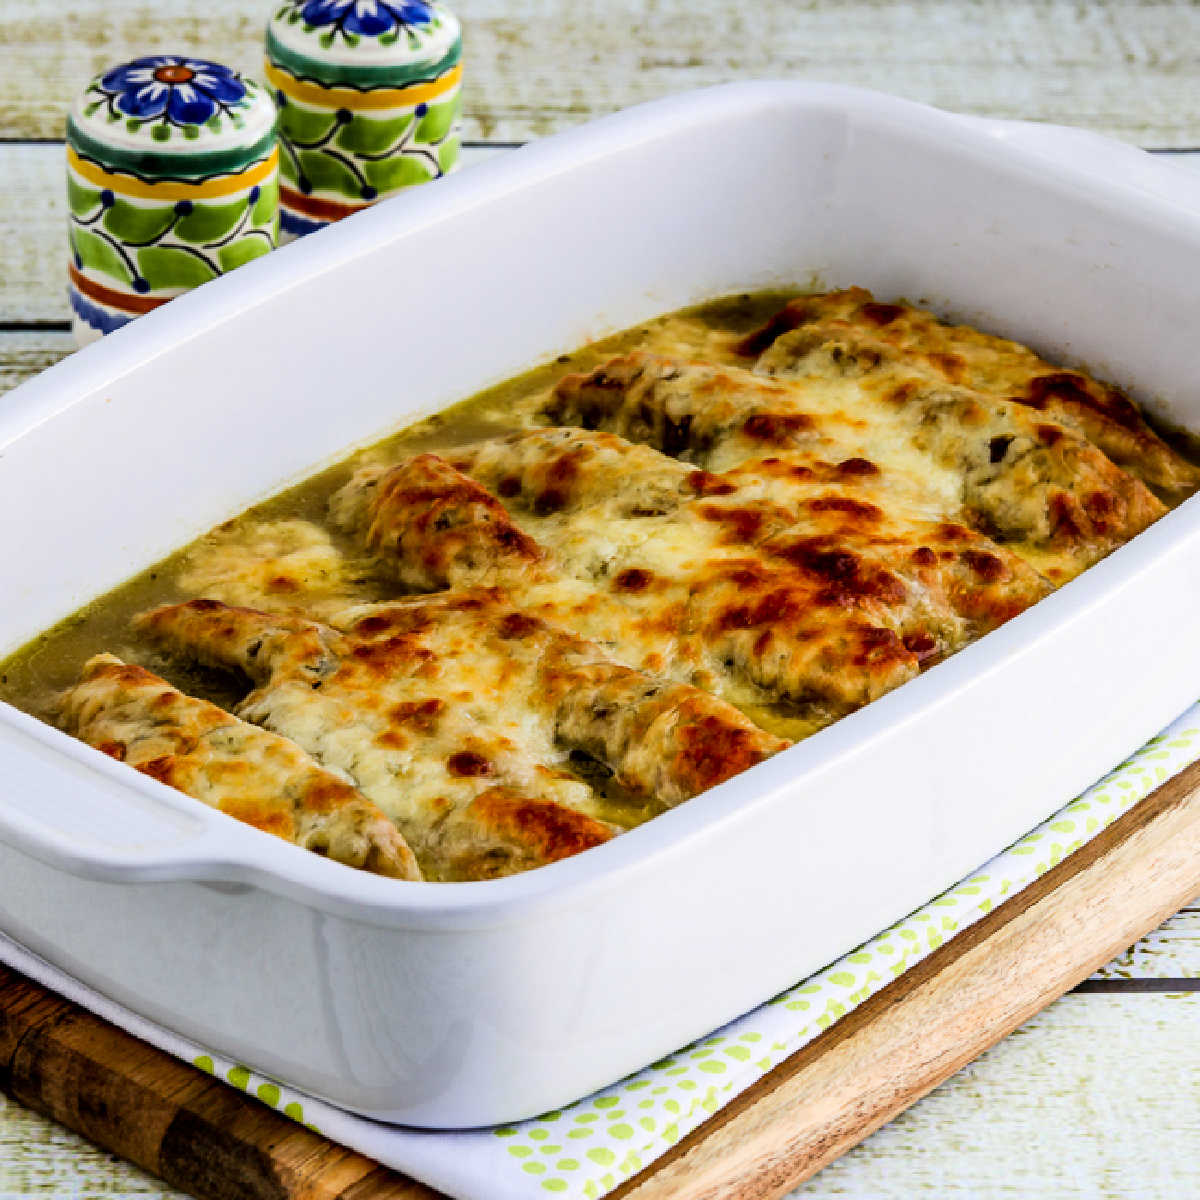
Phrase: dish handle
[
  {"left": 0, "top": 711, "right": 260, "bottom": 884},
  {"left": 955, "top": 115, "right": 1200, "bottom": 212}
]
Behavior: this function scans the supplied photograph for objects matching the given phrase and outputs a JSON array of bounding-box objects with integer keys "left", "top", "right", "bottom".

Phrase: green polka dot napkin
[{"left": 3, "top": 704, "right": 1199, "bottom": 1199}]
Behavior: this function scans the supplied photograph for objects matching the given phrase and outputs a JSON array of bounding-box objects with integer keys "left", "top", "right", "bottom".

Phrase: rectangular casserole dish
[{"left": 5, "top": 82, "right": 1200, "bottom": 1127}]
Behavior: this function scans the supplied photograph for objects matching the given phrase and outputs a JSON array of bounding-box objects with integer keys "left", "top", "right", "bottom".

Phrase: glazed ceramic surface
[
  {"left": 66, "top": 56, "right": 279, "bottom": 345},
  {"left": 11, "top": 84, "right": 1200, "bottom": 1126},
  {"left": 265, "top": 0, "right": 463, "bottom": 238}
]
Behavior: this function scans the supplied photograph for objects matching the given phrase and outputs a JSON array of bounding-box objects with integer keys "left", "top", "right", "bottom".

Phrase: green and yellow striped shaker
[
  {"left": 66, "top": 56, "right": 279, "bottom": 346},
  {"left": 264, "top": 1, "right": 463, "bottom": 239}
]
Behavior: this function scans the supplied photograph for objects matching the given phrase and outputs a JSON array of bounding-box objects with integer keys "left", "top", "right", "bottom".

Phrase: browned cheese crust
[
  {"left": 328, "top": 451, "right": 544, "bottom": 592},
  {"left": 62, "top": 290, "right": 1190, "bottom": 883},
  {"left": 58, "top": 654, "right": 421, "bottom": 880},
  {"left": 736, "top": 287, "right": 1199, "bottom": 500},
  {"left": 333, "top": 428, "right": 1048, "bottom": 718},
  {"left": 135, "top": 596, "right": 784, "bottom": 879},
  {"left": 549, "top": 346, "right": 1167, "bottom": 584}
]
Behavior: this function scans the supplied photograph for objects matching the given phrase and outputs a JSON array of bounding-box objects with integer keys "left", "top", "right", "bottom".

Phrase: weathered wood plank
[
  {"left": 0, "top": 145, "right": 67, "bottom": 325},
  {"left": 795, "top": 993, "right": 1200, "bottom": 1198},
  {"left": 0, "top": 1091, "right": 185, "bottom": 1196},
  {"left": 3, "top": 994, "right": 1200, "bottom": 1198},
  {"left": 0, "top": 331, "right": 74, "bottom": 391},
  {"left": 5, "top": 1, "right": 1200, "bottom": 147},
  {"left": 1092, "top": 902, "right": 1200, "bottom": 980}
]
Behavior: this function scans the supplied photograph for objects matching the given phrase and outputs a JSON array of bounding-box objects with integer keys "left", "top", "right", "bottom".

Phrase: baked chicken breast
[
  {"left": 135, "top": 595, "right": 785, "bottom": 878},
  {"left": 59, "top": 654, "right": 421, "bottom": 880}
]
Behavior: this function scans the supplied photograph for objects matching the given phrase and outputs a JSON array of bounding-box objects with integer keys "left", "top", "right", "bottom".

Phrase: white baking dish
[{"left": 4, "top": 83, "right": 1200, "bottom": 1128}]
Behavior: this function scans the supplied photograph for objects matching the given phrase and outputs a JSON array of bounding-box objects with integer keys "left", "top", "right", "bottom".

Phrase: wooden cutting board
[{"left": 3, "top": 756, "right": 1200, "bottom": 1200}]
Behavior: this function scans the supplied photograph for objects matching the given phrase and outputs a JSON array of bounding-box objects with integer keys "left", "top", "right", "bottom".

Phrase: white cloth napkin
[{"left": 4, "top": 702, "right": 1198, "bottom": 1200}]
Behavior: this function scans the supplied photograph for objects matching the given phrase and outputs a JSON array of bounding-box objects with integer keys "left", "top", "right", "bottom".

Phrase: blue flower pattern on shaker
[
  {"left": 297, "top": 0, "right": 435, "bottom": 36},
  {"left": 98, "top": 57, "right": 248, "bottom": 127}
]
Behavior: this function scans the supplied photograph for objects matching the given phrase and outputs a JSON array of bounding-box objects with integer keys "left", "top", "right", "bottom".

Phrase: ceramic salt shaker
[
  {"left": 66, "top": 56, "right": 279, "bottom": 346},
  {"left": 265, "top": 0, "right": 463, "bottom": 239}
]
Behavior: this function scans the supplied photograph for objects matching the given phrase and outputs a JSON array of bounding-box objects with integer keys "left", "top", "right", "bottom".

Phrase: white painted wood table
[{"left": 3, "top": 2, "right": 1200, "bottom": 1195}]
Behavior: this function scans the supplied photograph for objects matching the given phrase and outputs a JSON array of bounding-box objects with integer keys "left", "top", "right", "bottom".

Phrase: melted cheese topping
[
  {"left": 331, "top": 290, "right": 1187, "bottom": 753},
  {"left": 59, "top": 654, "right": 421, "bottom": 879},
  {"left": 335, "top": 429, "right": 1048, "bottom": 736},
  {"left": 741, "top": 288, "right": 1200, "bottom": 500},
  {"left": 133, "top": 595, "right": 783, "bottom": 879},
  {"left": 49, "top": 289, "right": 1194, "bottom": 882},
  {"left": 179, "top": 519, "right": 380, "bottom": 618},
  {"left": 548, "top": 344, "right": 1166, "bottom": 585}
]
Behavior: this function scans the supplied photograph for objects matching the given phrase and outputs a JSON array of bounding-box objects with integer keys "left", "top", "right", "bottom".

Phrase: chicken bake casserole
[{"left": 3, "top": 289, "right": 1195, "bottom": 882}]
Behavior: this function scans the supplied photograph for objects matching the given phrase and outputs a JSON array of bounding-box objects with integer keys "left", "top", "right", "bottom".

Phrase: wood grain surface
[
  {"left": 0, "top": 331, "right": 75, "bottom": 390},
  {"left": 0, "top": 969, "right": 436, "bottom": 1200},
  {"left": 5, "top": 993, "right": 1200, "bottom": 1199}
]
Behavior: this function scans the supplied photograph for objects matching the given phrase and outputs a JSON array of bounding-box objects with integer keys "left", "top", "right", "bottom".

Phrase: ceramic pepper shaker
[
  {"left": 66, "top": 56, "right": 279, "bottom": 346},
  {"left": 264, "top": 0, "right": 463, "bottom": 239}
]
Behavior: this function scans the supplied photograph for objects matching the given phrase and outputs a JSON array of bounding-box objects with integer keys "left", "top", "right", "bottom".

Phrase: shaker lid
[
  {"left": 67, "top": 56, "right": 277, "bottom": 178},
  {"left": 266, "top": 1, "right": 461, "bottom": 86}
]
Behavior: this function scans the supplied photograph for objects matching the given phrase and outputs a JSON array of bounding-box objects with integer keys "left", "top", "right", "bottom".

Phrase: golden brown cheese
[
  {"left": 135, "top": 595, "right": 784, "bottom": 878},
  {"left": 545, "top": 351, "right": 965, "bottom": 521},
  {"left": 435, "top": 786, "right": 613, "bottom": 881},
  {"left": 449, "top": 427, "right": 698, "bottom": 518},
  {"left": 545, "top": 352, "right": 887, "bottom": 475},
  {"left": 38, "top": 288, "right": 1192, "bottom": 884},
  {"left": 58, "top": 654, "right": 421, "bottom": 880},
  {"left": 551, "top": 349, "right": 1165, "bottom": 583},
  {"left": 452, "top": 432, "right": 1049, "bottom": 688},
  {"left": 750, "top": 337, "right": 1165, "bottom": 581},
  {"left": 334, "top": 431, "right": 1047, "bottom": 720},
  {"left": 178, "top": 518, "right": 380, "bottom": 619},
  {"left": 328, "top": 453, "right": 544, "bottom": 593},
  {"left": 737, "top": 287, "right": 1200, "bottom": 500}
]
